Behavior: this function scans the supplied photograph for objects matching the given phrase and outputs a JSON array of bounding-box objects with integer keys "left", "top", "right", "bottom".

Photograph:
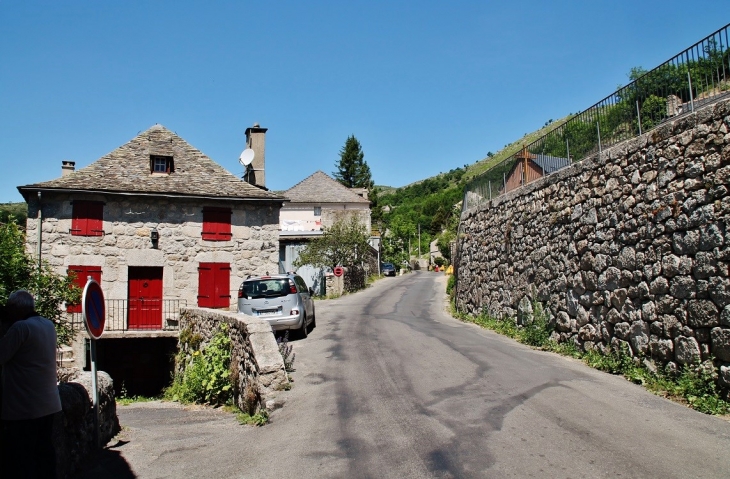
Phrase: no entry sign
[
  {"left": 83, "top": 279, "right": 106, "bottom": 339},
  {"left": 333, "top": 266, "right": 344, "bottom": 277}
]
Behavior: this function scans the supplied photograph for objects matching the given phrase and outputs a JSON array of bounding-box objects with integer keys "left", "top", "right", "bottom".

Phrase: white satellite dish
[{"left": 239, "top": 149, "right": 255, "bottom": 166}]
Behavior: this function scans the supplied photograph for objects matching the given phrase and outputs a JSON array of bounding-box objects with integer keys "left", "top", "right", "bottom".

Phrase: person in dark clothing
[{"left": 0, "top": 290, "right": 61, "bottom": 479}]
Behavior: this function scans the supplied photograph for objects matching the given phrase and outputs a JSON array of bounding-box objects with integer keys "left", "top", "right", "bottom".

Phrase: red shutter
[
  {"left": 67, "top": 265, "right": 102, "bottom": 312},
  {"left": 198, "top": 263, "right": 213, "bottom": 307},
  {"left": 202, "top": 209, "right": 232, "bottom": 241},
  {"left": 71, "top": 201, "right": 103, "bottom": 236},
  {"left": 87, "top": 202, "right": 104, "bottom": 236},
  {"left": 198, "top": 262, "right": 230, "bottom": 308},
  {"left": 214, "top": 263, "right": 231, "bottom": 308}
]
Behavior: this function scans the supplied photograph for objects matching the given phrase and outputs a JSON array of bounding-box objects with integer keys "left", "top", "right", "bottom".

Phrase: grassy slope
[{"left": 378, "top": 114, "right": 572, "bottom": 196}]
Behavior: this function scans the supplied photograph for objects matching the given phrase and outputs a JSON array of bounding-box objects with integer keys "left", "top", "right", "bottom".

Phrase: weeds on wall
[
  {"left": 451, "top": 301, "right": 730, "bottom": 416},
  {"left": 446, "top": 275, "right": 456, "bottom": 298},
  {"left": 166, "top": 325, "right": 233, "bottom": 406}
]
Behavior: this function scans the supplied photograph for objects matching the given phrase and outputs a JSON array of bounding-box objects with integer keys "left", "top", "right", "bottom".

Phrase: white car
[{"left": 237, "top": 273, "right": 315, "bottom": 338}]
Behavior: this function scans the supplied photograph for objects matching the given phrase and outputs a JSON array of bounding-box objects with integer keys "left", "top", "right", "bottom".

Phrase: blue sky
[{"left": 0, "top": 1, "right": 726, "bottom": 202}]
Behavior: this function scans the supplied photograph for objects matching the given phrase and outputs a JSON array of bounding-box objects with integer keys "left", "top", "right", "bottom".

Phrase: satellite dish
[{"left": 239, "top": 149, "right": 255, "bottom": 166}]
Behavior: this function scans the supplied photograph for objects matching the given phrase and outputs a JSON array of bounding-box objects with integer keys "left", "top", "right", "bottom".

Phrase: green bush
[
  {"left": 167, "top": 326, "right": 232, "bottom": 406},
  {"left": 446, "top": 275, "right": 456, "bottom": 297},
  {"left": 0, "top": 220, "right": 79, "bottom": 344}
]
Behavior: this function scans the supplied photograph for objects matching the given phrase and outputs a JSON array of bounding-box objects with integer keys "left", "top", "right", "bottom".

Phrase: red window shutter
[
  {"left": 202, "top": 209, "right": 232, "bottom": 241},
  {"left": 67, "top": 265, "right": 102, "bottom": 312},
  {"left": 198, "top": 263, "right": 213, "bottom": 307},
  {"left": 71, "top": 201, "right": 103, "bottom": 236},
  {"left": 71, "top": 202, "right": 87, "bottom": 235},
  {"left": 213, "top": 263, "right": 231, "bottom": 308},
  {"left": 87, "top": 203, "right": 104, "bottom": 236}
]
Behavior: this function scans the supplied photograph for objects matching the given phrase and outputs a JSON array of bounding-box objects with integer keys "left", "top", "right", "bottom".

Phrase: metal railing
[
  {"left": 69, "top": 299, "right": 186, "bottom": 332},
  {"left": 463, "top": 23, "right": 730, "bottom": 212}
]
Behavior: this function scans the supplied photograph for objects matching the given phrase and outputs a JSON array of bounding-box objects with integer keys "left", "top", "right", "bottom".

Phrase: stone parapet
[{"left": 178, "top": 308, "right": 288, "bottom": 411}]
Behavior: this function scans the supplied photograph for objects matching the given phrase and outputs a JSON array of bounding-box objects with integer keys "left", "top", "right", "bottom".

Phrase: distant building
[
  {"left": 279, "top": 171, "right": 375, "bottom": 291},
  {"left": 503, "top": 150, "right": 570, "bottom": 193}
]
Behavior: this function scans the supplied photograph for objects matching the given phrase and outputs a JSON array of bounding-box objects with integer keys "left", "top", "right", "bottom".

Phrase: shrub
[
  {"left": 167, "top": 325, "right": 232, "bottom": 406},
  {"left": 0, "top": 220, "right": 79, "bottom": 344},
  {"left": 446, "top": 275, "right": 456, "bottom": 297}
]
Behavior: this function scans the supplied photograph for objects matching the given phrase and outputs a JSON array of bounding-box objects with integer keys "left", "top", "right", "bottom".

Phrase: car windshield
[
  {"left": 242, "top": 278, "right": 291, "bottom": 299},
  {"left": 383, "top": 263, "right": 394, "bottom": 269}
]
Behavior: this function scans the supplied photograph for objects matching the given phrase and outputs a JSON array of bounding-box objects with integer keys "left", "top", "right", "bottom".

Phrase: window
[
  {"left": 71, "top": 201, "right": 103, "bottom": 236},
  {"left": 150, "top": 155, "right": 174, "bottom": 174},
  {"left": 202, "top": 208, "right": 232, "bottom": 241},
  {"left": 66, "top": 265, "right": 102, "bottom": 312},
  {"left": 314, "top": 206, "right": 321, "bottom": 216},
  {"left": 198, "top": 263, "right": 231, "bottom": 308}
]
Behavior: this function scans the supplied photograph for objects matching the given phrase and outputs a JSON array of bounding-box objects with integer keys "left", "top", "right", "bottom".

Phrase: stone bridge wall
[
  {"left": 456, "top": 98, "right": 730, "bottom": 384},
  {"left": 178, "top": 308, "right": 288, "bottom": 411}
]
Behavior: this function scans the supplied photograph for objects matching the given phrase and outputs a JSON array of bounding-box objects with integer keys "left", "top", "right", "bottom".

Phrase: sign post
[{"left": 82, "top": 278, "right": 106, "bottom": 448}]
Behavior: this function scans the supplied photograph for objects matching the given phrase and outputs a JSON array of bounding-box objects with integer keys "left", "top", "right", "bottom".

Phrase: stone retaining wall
[
  {"left": 178, "top": 308, "right": 288, "bottom": 411},
  {"left": 456, "top": 98, "right": 730, "bottom": 386}
]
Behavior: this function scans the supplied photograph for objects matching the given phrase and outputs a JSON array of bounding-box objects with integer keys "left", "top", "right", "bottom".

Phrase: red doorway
[{"left": 128, "top": 267, "right": 163, "bottom": 330}]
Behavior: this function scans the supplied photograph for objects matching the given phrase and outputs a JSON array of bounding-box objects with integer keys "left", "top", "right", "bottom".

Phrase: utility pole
[{"left": 418, "top": 224, "right": 421, "bottom": 258}]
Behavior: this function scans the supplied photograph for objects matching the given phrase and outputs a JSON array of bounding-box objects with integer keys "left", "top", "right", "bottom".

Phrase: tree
[
  {"left": 333, "top": 135, "right": 373, "bottom": 189},
  {"left": 0, "top": 220, "right": 79, "bottom": 344},
  {"left": 0, "top": 203, "right": 28, "bottom": 226},
  {"left": 294, "top": 214, "right": 371, "bottom": 269}
]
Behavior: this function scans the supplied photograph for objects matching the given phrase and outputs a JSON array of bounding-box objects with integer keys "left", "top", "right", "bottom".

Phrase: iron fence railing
[
  {"left": 69, "top": 299, "right": 186, "bottom": 332},
  {"left": 463, "top": 23, "right": 730, "bottom": 212}
]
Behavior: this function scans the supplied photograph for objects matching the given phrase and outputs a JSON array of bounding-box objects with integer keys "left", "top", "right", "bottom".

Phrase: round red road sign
[
  {"left": 83, "top": 279, "right": 106, "bottom": 339},
  {"left": 333, "top": 266, "right": 344, "bottom": 277}
]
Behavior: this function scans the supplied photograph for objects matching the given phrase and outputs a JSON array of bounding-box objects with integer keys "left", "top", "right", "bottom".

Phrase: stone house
[
  {"left": 279, "top": 171, "right": 374, "bottom": 292},
  {"left": 17, "top": 124, "right": 285, "bottom": 394}
]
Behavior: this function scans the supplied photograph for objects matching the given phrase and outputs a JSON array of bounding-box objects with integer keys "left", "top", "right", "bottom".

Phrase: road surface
[{"left": 78, "top": 271, "right": 730, "bottom": 478}]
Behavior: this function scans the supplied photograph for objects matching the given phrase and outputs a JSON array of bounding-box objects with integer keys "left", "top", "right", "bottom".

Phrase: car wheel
[
  {"left": 311, "top": 307, "right": 316, "bottom": 328},
  {"left": 299, "top": 315, "right": 308, "bottom": 339}
]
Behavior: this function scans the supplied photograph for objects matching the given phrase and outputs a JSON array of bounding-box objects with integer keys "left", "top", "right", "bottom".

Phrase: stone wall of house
[
  {"left": 25, "top": 195, "right": 280, "bottom": 309},
  {"left": 456, "top": 98, "right": 730, "bottom": 385},
  {"left": 178, "top": 308, "right": 288, "bottom": 411}
]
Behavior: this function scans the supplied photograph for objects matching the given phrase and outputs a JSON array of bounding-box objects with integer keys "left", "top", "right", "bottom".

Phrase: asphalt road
[{"left": 78, "top": 271, "right": 730, "bottom": 478}]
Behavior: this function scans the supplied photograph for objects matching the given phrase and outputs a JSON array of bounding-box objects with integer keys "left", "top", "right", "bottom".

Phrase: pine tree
[{"left": 333, "top": 135, "right": 373, "bottom": 189}]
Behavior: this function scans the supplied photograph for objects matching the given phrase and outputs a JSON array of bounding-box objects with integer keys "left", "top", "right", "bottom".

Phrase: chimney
[
  {"left": 244, "top": 123, "right": 267, "bottom": 188},
  {"left": 61, "top": 160, "right": 76, "bottom": 177}
]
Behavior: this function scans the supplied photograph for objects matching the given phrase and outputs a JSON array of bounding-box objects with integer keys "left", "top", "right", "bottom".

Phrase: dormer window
[{"left": 151, "top": 155, "right": 174, "bottom": 174}]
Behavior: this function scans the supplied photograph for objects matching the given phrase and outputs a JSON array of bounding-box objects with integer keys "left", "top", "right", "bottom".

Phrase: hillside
[
  {"left": 0, "top": 202, "right": 27, "bottom": 225},
  {"left": 374, "top": 114, "right": 571, "bottom": 265}
]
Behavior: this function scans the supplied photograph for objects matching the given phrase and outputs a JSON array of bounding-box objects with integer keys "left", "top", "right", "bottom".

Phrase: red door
[{"left": 128, "top": 267, "right": 163, "bottom": 330}]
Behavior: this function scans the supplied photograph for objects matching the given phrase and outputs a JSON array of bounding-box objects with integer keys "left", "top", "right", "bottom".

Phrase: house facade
[
  {"left": 17, "top": 125, "right": 285, "bottom": 380},
  {"left": 279, "top": 171, "right": 373, "bottom": 292}
]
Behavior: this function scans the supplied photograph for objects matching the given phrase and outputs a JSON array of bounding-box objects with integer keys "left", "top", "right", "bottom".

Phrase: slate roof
[
  {"left": 283, "top": 171, "right": 370, "bottom": 204},
  {"left": 17, "top": 125, "right": 284, "bottom": 202},
  {"left": 532, "top": 154, "right": 571, "bottom": 174}
]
